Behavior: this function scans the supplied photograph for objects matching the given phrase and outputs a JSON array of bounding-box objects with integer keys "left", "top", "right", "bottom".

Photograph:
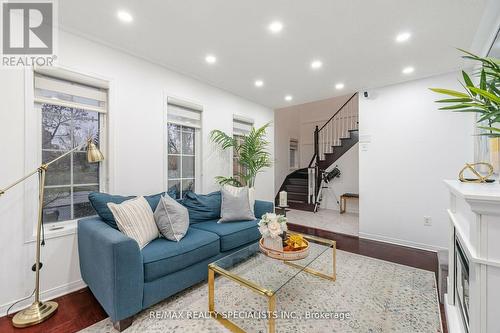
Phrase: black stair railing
[{"left": 307, "top": 92, "right": 358, "bottom": 209}]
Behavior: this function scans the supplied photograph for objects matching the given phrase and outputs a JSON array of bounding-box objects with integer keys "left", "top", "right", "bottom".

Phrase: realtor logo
[
  {"left": 2, "top": 2, "right": 52, "bottom": 54},
  {"left": 1, "top": 1, "right": 56, "bottom": 66}
]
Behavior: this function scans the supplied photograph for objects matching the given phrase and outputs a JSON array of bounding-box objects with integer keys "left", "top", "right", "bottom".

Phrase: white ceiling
[{"left": 59, "top": 0, "right": 488, "bottom": 108}]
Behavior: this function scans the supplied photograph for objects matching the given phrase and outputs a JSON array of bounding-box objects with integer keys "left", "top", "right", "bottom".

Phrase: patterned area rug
[{"left": 81, "top": 250, "right": 442, "bottom": 333}]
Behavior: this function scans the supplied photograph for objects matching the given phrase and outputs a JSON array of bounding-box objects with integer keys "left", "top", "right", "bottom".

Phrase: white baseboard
[
  {"left": 359, "top": 232, "right": 447, "bottom": 253},
  {"left": 444, "top": 293, "right": 466, "bottom": 333},
  {"left": 0, "top": 279, "right": 87, "bottom": 317}
]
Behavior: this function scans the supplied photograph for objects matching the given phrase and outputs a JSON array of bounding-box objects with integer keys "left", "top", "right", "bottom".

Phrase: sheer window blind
[
  {"left": 34, "top": 73, "right": 107, "bottom": 113},
  {"left": 233, "top": 115, "right": 254, "bottom": 136},
  {"left": 167, "top": 97, "right": 202, "bottom": 128}
]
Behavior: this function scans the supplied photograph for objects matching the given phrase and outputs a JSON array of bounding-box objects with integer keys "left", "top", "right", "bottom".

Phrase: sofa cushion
[
  {"left": 142, "top": 227, "right": 220, "bottom": 282},
  {"left": 89, "top": 192, "right": 168, "bottom": 229},
  {"left": 190, "top": 219, "right": 260, "bottom": 252},
  {"left": 107, "top": 196, "right": 159, "bottom": 249},
  {"left": 154, "top": 195, "right": 189, "bottom": 241},
  {"left": 181, "top": 191, "right": 221, "bottom": 224},
  {"left": 219, "top": 186, "right": 255, "bottom": 223}
]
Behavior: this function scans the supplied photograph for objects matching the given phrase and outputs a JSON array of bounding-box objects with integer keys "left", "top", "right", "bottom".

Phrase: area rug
[{"left": 80, "top": 249, "right": 442, "bottom": 333}]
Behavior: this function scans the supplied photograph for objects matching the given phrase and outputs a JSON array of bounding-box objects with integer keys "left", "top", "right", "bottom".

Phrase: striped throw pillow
[{"left": 107, "top": 196, "right": 159, "bottom": 249}]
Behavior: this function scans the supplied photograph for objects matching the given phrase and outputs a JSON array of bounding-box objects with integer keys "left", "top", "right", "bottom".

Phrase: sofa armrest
[
  {"left": 254, "top": 200, "right": 274, "bottom": 219},
  {"left": 78, "top": 217, "right": 143, "bottom": 322}
]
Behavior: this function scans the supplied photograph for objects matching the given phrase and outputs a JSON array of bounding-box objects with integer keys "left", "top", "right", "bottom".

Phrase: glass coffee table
[{"left": 208, "top": 233, "right": 336, "bottom": 333}]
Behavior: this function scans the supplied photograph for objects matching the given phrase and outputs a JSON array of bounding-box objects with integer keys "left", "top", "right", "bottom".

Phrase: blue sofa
[{"left": 77, "top": 191, "right": 273, "bottom": 330}]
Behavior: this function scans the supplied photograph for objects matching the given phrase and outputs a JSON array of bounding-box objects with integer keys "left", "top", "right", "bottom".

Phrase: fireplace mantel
[
  {"left": 444, "top": 180, "right": 500, "bottom": 333},
  {"left": 445, "top": 180, "right": 500, "bottom": 216}
]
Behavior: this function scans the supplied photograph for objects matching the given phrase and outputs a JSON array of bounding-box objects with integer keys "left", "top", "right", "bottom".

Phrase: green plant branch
[
  {"left": 429, "top": 50, "right": 500, "bottom": 137},
  {"left": 210, "top": 122, "right": 272, "bottom": 187}
]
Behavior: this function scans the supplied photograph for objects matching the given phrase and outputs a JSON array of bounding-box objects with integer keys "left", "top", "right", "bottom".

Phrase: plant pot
[{"left": 490, "top": 137, "right": 500, "bottom": 176}]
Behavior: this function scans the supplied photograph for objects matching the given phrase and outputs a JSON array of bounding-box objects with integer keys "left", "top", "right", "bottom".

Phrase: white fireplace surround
[{"left": 444, "top": 180, "right": 500, "bottom": 333}]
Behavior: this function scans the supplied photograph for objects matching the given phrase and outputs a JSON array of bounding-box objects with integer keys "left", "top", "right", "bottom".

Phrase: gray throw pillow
[
  {"left": 154, "top": 195, "right": 189, "bottom": 241},
  {"left": 219, "top": 186, "right": 256, "bottom": 223}
]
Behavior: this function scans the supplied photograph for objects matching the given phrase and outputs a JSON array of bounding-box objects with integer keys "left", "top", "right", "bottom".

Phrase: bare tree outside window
[
  {"left": 41, "top": 104, "right": 100, "bottom": 223},
  {"left": 167, "top": 123, "right": 195, "bottom": 199}
]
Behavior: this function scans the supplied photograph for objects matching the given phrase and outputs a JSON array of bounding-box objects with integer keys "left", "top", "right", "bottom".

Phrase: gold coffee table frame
[{"left": 208, "top": 234, "right": 336, "bottom": 333}]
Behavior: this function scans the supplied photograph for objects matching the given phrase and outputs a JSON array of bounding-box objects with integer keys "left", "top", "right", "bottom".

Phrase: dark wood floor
[{"left": 0, "top": 224, "right": 447, "bottom": 333}]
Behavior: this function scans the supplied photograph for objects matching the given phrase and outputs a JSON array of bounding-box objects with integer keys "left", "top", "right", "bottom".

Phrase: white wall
[
  {"left": 359, "top": 72, "right": 474, "bottom": 251},
  {"left": 321, "top": 143, "right": 359, "bottom": 212},
  {"left": 0, "top": 30, "right": 274, "bottom": 315},
  {"left": 273, "top": 105, "right": 300, "bottom": 193}
]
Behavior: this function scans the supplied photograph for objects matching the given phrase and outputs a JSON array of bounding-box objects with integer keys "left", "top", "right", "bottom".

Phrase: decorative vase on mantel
[{"left": 490, "top": 137, "right": 500, "bottom": 178}]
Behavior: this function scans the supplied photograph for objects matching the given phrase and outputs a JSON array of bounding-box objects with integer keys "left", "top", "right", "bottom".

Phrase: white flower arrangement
[{"left": 258, "top": 213, "right": 288, "bottom": 239}]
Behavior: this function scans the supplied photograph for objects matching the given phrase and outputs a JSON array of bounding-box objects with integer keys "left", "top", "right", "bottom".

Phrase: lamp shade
[{"left": 86, "top": 140, "right": 104, "bottom": 163}]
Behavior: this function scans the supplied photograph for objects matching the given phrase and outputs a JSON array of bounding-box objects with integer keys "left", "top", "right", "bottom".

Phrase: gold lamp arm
[
  {"left": 0, "top": 143, "right": 83, "bottom": 196},
  {"left": 0, "top": 138, "right": 101, "bottom": 196}
]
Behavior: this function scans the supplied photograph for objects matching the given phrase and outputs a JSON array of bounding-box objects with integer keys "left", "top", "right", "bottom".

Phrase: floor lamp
[{"left": 0, "top": 138, "right": 104, "bottom": 328}]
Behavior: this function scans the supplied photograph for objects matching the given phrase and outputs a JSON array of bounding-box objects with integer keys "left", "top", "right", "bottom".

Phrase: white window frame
[
  {"left": 23, "top": 66, "right": 110, "bottom": 242},
  {"left": 164, "top": 94, "right": 203, "bottom": 197},
  {"left": 232, "top": 115, "right": 254, "bottom": 183}
]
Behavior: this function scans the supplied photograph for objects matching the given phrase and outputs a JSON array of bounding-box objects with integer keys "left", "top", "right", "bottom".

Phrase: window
[
  {"left": 289, "top": 138, "right": 299, "bottom": 169},
  {"left": 167, "top": 98, "right": 202, "bottom": 199},
  {"left": 35, "top": 73, "right": 107, "bottom": 224},
  {"left": 232, "top": 115, "right": 254, "bottom": 185}
]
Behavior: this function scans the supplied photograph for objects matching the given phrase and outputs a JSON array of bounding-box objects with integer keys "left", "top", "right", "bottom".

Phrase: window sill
[{"left": 24, "top": 220, "right": 78, "bottom": 244}]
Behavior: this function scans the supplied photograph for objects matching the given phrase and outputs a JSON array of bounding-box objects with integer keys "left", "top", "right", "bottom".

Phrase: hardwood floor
[
  {"left": 0, "top": 225, "right": 447, "bottom": 333},
  {"left": 0, "top": 288, "right": 106, "bottom": 333}
]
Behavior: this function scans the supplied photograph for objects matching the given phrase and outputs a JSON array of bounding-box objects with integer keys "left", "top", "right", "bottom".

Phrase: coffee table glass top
[{"left": 210, "top": 235, "right": 332, "bottom": 294}]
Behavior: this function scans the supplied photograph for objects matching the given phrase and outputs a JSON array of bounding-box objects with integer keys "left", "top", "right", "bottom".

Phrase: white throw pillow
[
  {"left": 107, "top": 196, "right": 159, "bottom": 249},
  {"left": 223, "top": 185, "right": 255, "bottom": 213}
]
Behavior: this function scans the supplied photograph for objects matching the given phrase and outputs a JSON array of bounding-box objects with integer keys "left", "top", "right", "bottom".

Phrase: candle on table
[{"left": 279, "top": 191, "right": 287, "bottom": 207}]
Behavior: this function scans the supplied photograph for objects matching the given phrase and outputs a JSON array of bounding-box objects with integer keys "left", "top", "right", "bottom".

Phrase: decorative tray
[{"left": 259, "top": 237, "right": 309, "bottom": 261}]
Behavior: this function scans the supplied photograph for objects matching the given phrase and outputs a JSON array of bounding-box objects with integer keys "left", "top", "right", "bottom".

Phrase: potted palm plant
[
  {"left": 430, "top": 49, "right": 500, "bottom": 174},
  {"left": 210, "top": 122, "right": 272, "bottom": 187}
]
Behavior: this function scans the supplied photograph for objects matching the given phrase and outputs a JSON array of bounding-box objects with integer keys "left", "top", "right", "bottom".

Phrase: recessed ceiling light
[
  {"left": 117, "top": 10, "right": 133, "bottom": 23},
  {"left": 205, "top": 54, "right": 217, "bottom": 64},
  {"left": 311, "top": 60, "right": 323, "bottom": 70},
  {"left": 254, "top": 80, "right": 264, "bottom": 87},
  {"left": 268, "top": 21, "right": 283, "bottom": 34},
  {"left": 335, "top": 83, "right": 345, "bottom": 90},
  {"left": 285, "top": 95, "right": 293, "bottom": 101},
  {"left": 402, "top": 66, "right": 414, "bottom": 74},
  {"left": 396, "top": 32, "right": 411, "bottom": 43}
]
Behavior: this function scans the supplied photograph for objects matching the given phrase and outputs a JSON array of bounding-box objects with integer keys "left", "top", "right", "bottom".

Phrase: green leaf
[
  {"left": 462, "top": 71, "right": 476, "bottom": 96},
  {"left": 429, "top": 88, "right": 470, "bottom": 98},
  {"left": 478, "top": 113, "right": 494, "bottom": 123},
  {"left": 469, "top": 87, "right": 500, "bottom": 104},
  {"left": 452, "top": 109, "right": 489, "bottom": 113},
  {"left": 478, "top": 126, "right": 500, "bottom": 133},
  {"left": 214, "top": 176, "right": 243, "bottom": 187},
  {"left": 438, "top": 104, "right": 479, "bottom": 110},
  {"left": 480, "top": 69, "right": 486, "bottom": 90},
  {"left": 435, "top": 98, "right": 472, "bottom": 103}
]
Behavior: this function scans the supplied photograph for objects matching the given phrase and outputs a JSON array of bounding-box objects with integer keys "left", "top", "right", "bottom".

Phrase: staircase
[{"left": 276, "top": 93, "right": 359, "bottom": 212}]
